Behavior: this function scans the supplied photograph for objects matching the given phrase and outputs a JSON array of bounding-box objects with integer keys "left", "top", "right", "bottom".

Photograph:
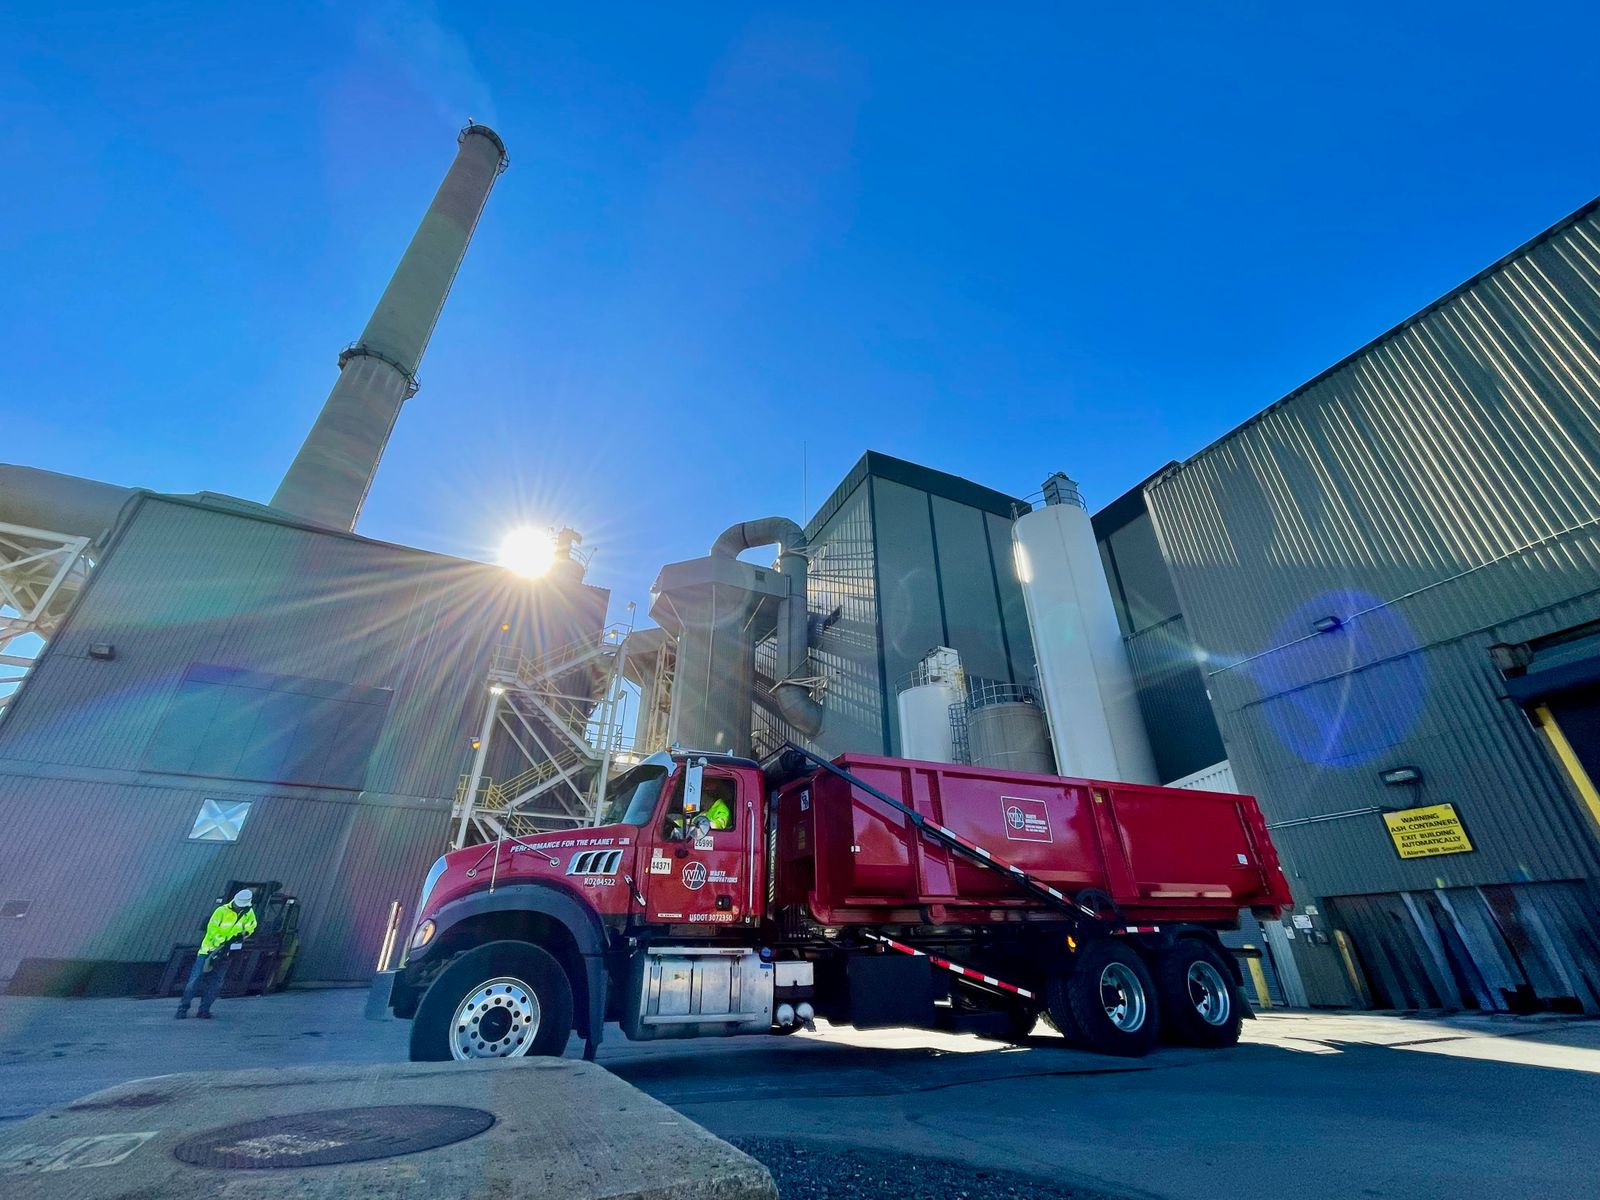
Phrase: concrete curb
[{"left": 0, "top": 1058, "right": 777, "bottom": 1199}]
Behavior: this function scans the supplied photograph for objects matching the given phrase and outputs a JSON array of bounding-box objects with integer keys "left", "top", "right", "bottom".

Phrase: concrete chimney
[{"left": 271, "top": 123, "right": 508, "bottom": 530}]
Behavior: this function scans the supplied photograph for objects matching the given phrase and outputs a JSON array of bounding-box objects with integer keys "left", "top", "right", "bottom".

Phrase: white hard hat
[{"left": 232, "top": 889, "right": 253, "bottom": 906}]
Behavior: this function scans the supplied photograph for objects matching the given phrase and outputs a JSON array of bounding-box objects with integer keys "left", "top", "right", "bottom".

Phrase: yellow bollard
[{"left": 1243, "top": 949, "right": 1273, "bottom": 1008}]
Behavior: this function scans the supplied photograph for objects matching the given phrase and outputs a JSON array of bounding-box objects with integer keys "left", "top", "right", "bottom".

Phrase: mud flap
[
  {"left": 1236, "top": 981, "right": 1258, "bottom": 1020},
  {"left": 582, "top": 953, "right": 607, "bottom": 1060},
  {"left": 364, "top": 970, "right": 397, "bottom": 1021}
]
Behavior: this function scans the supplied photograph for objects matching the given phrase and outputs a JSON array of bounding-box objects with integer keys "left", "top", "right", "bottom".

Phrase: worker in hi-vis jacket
[{"left": 176, "top": 889, "right": 258, "bottom": 1019}]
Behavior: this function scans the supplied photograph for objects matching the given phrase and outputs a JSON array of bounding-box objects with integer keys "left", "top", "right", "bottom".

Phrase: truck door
[{"left": 641, "top": 762, "right": 756, "bottom": 927}]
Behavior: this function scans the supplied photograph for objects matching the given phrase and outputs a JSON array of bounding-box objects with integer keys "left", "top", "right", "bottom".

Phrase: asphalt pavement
[{"left": 2, "top": 989, "right": 1595, "bottom": 1200}]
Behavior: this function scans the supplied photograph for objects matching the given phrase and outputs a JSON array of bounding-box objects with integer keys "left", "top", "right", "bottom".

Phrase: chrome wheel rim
[
  {"left": 451, "top": 976, "right": 540, "bottom": 1060},
  {"left": 1186, "top": 960, "right": 1232, "bottom": 1026},
  {"left": 1099, "top": 962, "right": 1147, "bottom": 1032}
]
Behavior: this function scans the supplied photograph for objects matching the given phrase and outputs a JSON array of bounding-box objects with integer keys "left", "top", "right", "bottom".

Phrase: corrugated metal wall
[
  {"left": 0, "top": 496, "right": 606, "bottom": 984},
  {"left": 1144, "top": 199, "right": 1600, "bottom": 1005},
  {"left": 1121, "top": 614, "right": 1227, "bottom": 783},
  {"left": 753, "top": 453, "right": 1036, "bottom": 761},
  {"left": 0, "top": 775, "right": 448, "bottom": 982}
]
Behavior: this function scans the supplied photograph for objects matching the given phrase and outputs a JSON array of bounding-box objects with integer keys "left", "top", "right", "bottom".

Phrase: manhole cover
[{"left": 173, "top": 1104, "right": 494, "bottom": 1170}]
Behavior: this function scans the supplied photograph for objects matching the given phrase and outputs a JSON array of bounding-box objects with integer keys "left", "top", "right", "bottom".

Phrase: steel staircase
[{"left": 451, "top": 624, "right": 638, "bottom": 847}]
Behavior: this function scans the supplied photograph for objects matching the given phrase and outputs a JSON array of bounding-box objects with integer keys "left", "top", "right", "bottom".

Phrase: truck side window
[{"left": 662, "top": 773, "right": 738, "bottom": 838}]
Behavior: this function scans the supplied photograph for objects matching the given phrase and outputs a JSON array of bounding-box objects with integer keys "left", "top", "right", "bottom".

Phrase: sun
[{"left": 498, "top": 527, "right": 556, "bottom": 578}]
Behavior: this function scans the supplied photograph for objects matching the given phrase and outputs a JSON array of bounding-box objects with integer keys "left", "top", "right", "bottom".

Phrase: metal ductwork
[
  {"left": 271, "top": 123, "right": 509, "bottom": 532},
  {"left": 0, "top": 466, "right": 135, "bottom": 547},
  {"left": 710, "top": 517, "right": 823, "bottom": 737}
]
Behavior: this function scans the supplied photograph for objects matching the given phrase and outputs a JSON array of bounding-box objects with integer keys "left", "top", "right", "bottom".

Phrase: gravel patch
[{"left": 729, "top": 1136, "right": 1125, "bottom": 1200}]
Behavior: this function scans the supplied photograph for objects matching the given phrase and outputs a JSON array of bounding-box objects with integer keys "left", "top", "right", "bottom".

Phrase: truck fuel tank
[{"left": 619, "top": 946, "right": 772, "bottom": 1040}]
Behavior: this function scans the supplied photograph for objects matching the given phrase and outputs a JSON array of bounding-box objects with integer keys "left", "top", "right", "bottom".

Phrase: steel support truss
[{"left": 0, "top": 521, "right": 94, "bottom": 715}]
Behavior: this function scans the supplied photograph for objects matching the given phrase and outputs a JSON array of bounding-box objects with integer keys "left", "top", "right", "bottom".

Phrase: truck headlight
[{"left": 410, "top": 920, "right": 436, "bottom": 950}]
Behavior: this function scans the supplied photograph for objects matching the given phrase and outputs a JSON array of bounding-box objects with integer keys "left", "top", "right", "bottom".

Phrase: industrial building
[
  {"left": 0, "top": 124, "right": 616, "bottom": 992},
  {"left": 1122, "top": 197, "right": 1600, "bottom": 1012},
  {"left": 746, "top": 452, "right": 1040, "bottom": 760},
  {"left": 0, "top": 491, "right": 604, "bottom": 989},
  {"left": 722, "top": 196, "right": 1600, "bottom": 1016}
]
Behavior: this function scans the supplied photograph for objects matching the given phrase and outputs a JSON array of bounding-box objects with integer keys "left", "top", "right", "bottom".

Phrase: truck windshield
[{"left": 596, "top": 764, "right": 670, "bottom": 827}]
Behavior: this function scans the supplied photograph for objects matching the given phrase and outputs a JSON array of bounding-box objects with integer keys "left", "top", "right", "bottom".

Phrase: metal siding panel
[
  {"left": 1122, "top": 615, "right": 1227, "bottom": 783},
  {"left": 0, "top": 498, "right": 608, "bottom": 985},
  {"left": 296, "top": 802, "right": 451, "bottom": 981},
  {"left": 987, "top": 510, "right": 1037, "bottom": 688},
  {"left": 1147, "top": 209, "right": 1600, "bottom": 913},
  {"left": 0, "top": 771, "right": 451, "bottom": 983},
  {"left": 928, "top": 495, "right": 1012, "bottom": 685},
  {"left": 0, "top": 774, "right": 277, "bottom": 970},
  {"left": 873, "top": 479, "right": 949, "bottom": 736},
  {"left": 755, "top": 482, "right": 885, "bottom": 757}
]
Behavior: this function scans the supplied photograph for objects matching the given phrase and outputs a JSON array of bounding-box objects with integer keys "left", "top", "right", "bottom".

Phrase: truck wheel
[
  {"left": 1155, "top": 939, "right": 1242, "bottom": 1048},
  {"left": 1060, "top": 941, "right": 1159, "bottom": 1057},
  {"left": 410, "top": 941, "right": 573, "bottom": 1062}
]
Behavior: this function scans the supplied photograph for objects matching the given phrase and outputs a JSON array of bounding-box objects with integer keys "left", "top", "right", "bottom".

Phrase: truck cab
[{"left": 392, "top": 752, "right": 809, "bottom": 1062}]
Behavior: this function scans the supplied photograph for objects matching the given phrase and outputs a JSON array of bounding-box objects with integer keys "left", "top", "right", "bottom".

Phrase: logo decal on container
[{"left": 1001, "top": 796, "right": 1052, "bottom": 842}]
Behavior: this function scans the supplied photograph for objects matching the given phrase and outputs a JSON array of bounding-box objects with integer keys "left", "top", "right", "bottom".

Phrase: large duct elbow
[
  {"left": 711, "top": 517, "right": 824, "bottom": 737},
  {"left": 0, "top": 466, "right": 134, "bottom": 546},
  {"left": 710, "top": 517, "right": 805, "bottom": 559}
]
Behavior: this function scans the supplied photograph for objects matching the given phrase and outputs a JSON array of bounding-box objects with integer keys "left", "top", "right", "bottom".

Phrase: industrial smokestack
[{"left": 271, "top": 123, "right": 508, "bottom": 531}]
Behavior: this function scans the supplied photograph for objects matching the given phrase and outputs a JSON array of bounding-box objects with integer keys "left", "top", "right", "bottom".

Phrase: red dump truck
[{"left": 387, "top": 746, "right": 1292, "bottom": 1060}]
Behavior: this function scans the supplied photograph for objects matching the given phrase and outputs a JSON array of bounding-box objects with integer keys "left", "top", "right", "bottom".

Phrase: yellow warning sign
[{"left": 1383, "top": 803, "right": 1473, "bottom": 860}]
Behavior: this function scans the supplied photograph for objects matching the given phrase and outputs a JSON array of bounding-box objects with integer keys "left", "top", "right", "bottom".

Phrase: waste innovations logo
[
  {"left": 1000, "top": 796, "right": 1052, "bottom": 842},
  {"left": 681, "top": 862, "right": 708, "bottom": 891}
]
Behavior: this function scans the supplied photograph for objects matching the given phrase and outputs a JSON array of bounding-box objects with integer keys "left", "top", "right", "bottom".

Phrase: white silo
[
  {"left": 895, "top": 646, "right": 966, "bottom": 762},
  {"left": 1012, "top": 473, "right": 1158, "bottom": 783}
]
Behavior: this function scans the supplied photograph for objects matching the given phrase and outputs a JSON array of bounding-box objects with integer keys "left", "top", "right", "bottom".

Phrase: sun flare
[{"left": 498, "top": 526, "right": 556, "bottom": 578}]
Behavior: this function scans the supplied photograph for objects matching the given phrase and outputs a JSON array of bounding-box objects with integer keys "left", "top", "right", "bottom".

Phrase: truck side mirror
[
  {"left": 683, "top": 758, "right": 706, "bottom": 817},
  {"left": 686, "top": 814, "right": 713, "bottom": 843}
]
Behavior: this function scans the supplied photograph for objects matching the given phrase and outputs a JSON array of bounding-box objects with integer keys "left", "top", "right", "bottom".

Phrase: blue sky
[{"left": 5, "top": 2, "right": 1598, "bottom": 618}]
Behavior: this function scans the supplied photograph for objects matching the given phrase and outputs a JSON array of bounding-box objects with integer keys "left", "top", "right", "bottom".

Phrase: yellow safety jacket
[
  {"left": 705, "top": 798, "right": 733, "bottom": 830},
  {"left": 200, "top": 904, "right": 258, "bottom": 955}
]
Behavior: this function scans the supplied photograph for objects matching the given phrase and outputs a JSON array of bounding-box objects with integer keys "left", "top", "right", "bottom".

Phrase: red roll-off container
[{"left": 775, "top": 754, "right": 1292, "bottom": 927}]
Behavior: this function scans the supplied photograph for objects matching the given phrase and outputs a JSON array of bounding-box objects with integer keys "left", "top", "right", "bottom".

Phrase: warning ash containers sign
[
  {"left": 1382, "top": 802, "right": 1473, "bottom": 860},
  {"left": 1001, "top": 796, "right": 1052, "bottom": 842}
]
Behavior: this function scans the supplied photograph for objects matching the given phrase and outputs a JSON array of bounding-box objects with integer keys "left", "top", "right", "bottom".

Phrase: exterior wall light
[
  {"left": 1379, "top": 766, "right": 1423, "bottom": 786},
  {"left": 1488, "top": 642, "right": 1533, "bottom": 677},
  {"left": 88, "top": 643, "right": 116, "bottom": 660},
  {"left": 488, "top": 684, "right": 506, "bottom": 695},
  {"left": 1313, "top": 616, "right": 1343, "bottom": 634}
]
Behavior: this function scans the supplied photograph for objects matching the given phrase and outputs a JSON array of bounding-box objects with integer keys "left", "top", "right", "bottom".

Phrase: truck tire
[
  {"left": 1059, "top": 941, "right": 1160, "bottom": 1057},
  {"left": 1039, "top": 988, "right": 1084, "bottom": 1045},
  {"left": 1155, "top": 939, "right": 1242, "bottom": 1048},
  {"left": 410, "top": 941, "right": 573, "bottom": 1062}
]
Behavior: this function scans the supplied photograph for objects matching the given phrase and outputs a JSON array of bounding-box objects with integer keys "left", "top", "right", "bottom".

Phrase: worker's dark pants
[{"left": 178, "top": 953, "right": 226, "bottom": 1014}]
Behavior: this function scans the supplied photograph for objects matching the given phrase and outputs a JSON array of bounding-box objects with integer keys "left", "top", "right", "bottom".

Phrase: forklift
[{"left": 158, "top": 880, "right": 302, "bottom": 998}]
